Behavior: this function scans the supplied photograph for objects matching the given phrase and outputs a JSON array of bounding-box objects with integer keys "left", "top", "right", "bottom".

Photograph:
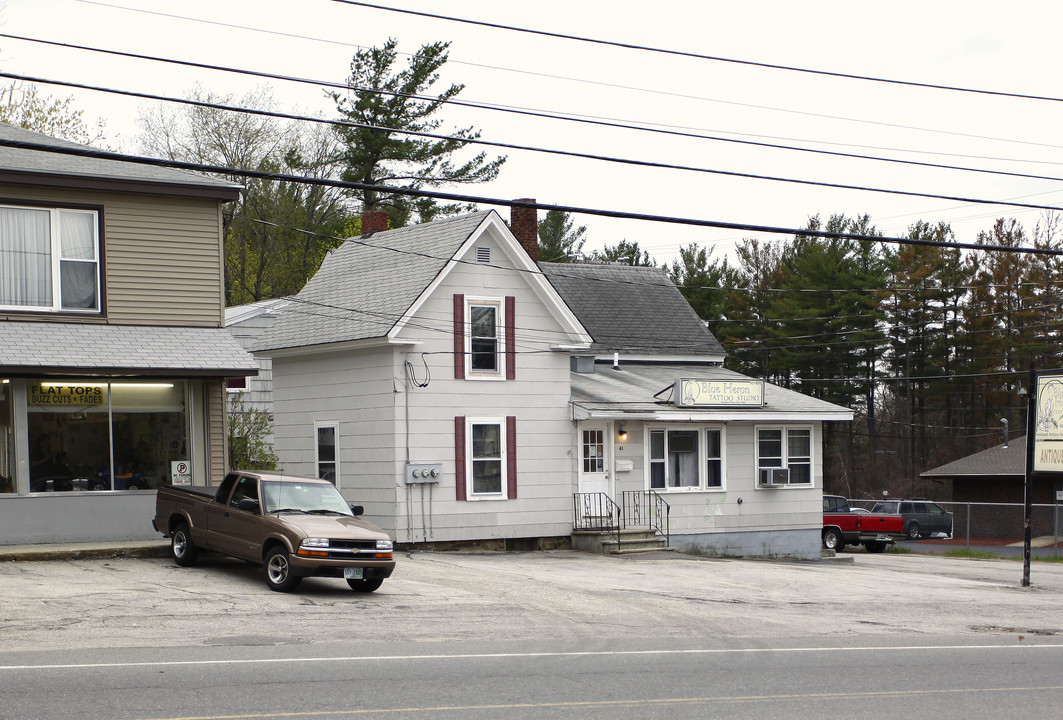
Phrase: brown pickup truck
[{"left": 153, "top": 470, "right": 395, "bottom": 592}]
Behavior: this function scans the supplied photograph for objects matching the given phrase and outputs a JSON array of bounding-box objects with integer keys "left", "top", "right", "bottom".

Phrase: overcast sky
[{"left": 3, "top": 0, "right": 1063, "bottom": 266}]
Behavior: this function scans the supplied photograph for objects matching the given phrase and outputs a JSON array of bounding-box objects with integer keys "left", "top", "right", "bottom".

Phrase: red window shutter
[
  {"left": 453, "top": 294, "right": 465, "bottom": 379},
  {"left": 505, "top": 296, "right": 516, "bottom": 380},
  {"left": 455, "top": 416, "right": 467, "bottom": 501},
  {"left": 506, "top": 415, "right": 517, "bottom": 499}
]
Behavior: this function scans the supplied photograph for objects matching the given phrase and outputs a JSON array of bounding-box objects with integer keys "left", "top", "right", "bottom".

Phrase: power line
[
  {"left": 6, "top": 35, "right": 1063, "bottom": 206},
  {"left": 6, "top": 135, "right": 1063, "bottom": 256},
  {"left": 69, "top": 0, "right": 1063, "bottom": 157},
  {"left": 13, "top": 68, "right": 1063, "bottom": 195},
  {"left": 333, "top": 0, "right": 1063, "bottom": 105}
]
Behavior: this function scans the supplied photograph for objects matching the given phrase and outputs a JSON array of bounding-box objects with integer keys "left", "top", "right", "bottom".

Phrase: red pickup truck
[{"left": 822, "top": 494, "right": 905, "bottom": 553}]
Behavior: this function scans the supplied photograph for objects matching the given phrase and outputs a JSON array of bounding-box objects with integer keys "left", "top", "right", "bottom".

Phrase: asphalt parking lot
[{"left": 2, "top": 548, "right": 1063, "bottom": 654}]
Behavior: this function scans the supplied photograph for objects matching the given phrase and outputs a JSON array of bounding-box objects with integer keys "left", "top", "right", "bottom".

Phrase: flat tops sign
[
  {"left": 1034, "top": 373, "right": 1063, "bottom": 473},
  {"left": 29, "top": 383, "right": 105, "bottom": 406},
  {"left": 676, "top": 378, "right": 765, "bottom": 408}
]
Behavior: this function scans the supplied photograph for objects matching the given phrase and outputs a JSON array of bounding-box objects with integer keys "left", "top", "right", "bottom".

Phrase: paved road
[{"left": 2, "top": 550, "right": 1063, "bottom": 719}]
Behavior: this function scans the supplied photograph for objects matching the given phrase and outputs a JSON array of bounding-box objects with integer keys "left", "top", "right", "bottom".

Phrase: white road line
[{"left": 1, "top": 643, "right": 1060, "bottom": 671}]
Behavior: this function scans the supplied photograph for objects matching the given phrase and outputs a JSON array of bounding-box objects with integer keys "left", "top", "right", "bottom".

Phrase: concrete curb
[{"left": 0, "top": 541, "right": 171, "bottom": 562}]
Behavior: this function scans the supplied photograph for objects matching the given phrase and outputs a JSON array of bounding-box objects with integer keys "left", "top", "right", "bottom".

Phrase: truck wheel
[
  {"left": 171, "top": 522, "right": 199, "bottom": 567},
  {"left": 822, "top": 528, "right": 843, "bottom": 551},
  {"left": 864, "top": 541, "right": 887, "bottom": 553},
  {"left": 906, "top": 521, "right": 922, "bottom": 540},
  {"left": 347, "top": 577, "right": 384, "bottom": 593},
  {"left": 264, "top": 547, "right": 302, "bottom": 592}
]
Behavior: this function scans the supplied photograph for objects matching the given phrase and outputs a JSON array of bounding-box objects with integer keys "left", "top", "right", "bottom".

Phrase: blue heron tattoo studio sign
[{"left": 675, "top": 378, "right": 765, "bottom": 408}]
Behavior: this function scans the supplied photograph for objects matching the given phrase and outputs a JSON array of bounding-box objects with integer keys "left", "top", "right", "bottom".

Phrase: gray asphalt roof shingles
[
  {"left": 257, "top": 211, "right": 493, "bottom": 351},
  {"left": 572, "top": 363, "right": 851, "bottom": 416},
  {"left": 921, "top": 436, "right": 1026, "bottom": 478},
  {"left": 539, "top": 262, "right": 725, "bottom": 357},
  {"left": 0, "top": 122, "right": 240, "bottom": 194},
  {"left": 0, "top": 321, "right": 258, "bottom": 375}
]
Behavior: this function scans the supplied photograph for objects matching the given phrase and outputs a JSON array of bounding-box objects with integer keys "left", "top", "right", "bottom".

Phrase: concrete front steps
[{"left": 572, "top": 528, "right": 674, "bottom": 555}]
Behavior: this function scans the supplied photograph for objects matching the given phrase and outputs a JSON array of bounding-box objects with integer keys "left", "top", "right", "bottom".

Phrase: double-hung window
[
  {"left": 647, "top": 426, "right": 724, "bottom": 491},
  {"left": 455, "top": 416, "right": 516, "bottom": 500},
  {"left": 0, "top": 205, "right": 100, "bottom": 313},
  {"left": 470, "top": 420, "right": 504, "bottom": 495},
  {"left": 468, "top": 299, "right": 502, "bottom": 376},
  {"left": 756, "top": 426, "right": 812, "bottom": 486},
  {"left": 454, "top": 294, "right": 515, "bottom": 380}
]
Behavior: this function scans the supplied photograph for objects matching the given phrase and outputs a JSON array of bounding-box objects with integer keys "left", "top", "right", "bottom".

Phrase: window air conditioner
[{"left": 759, "top": 468, "right": 789, "bottom": 486}]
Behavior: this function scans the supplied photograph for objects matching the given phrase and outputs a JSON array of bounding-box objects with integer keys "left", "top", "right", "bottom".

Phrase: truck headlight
[
  {"left": 301, "top": 538, "right": 330, "bottom": 548},
  {"left": 376, "top": 540, "right": 393, "bottom": 551}
]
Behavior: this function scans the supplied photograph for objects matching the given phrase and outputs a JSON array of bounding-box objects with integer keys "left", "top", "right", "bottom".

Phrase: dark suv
[{"left": 870, "top": 499, "right": 953, "bottom": 540}]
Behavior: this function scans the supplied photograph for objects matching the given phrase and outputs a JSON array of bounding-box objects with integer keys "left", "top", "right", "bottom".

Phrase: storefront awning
[
  {"left": 571, "top": 363, "right": 853, "bottom": 421},
  {"left": 0, "top": 321, "right": 259, "bottom": 377}
]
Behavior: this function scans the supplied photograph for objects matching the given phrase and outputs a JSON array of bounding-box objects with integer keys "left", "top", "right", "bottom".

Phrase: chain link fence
[{"left": 847, "top": 499, "right": 1063, "bottom": 552}]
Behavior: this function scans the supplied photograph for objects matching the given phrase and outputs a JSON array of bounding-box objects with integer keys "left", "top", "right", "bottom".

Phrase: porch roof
[
  {"left": 571, "top": 363, "right": 853, "bottom": 421},
  {"left": 0, "top": 321, "right": 259, "bottom": 377}
]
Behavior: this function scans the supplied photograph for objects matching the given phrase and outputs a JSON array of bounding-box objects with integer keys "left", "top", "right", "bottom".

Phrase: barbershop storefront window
[{"left": 28, "top": 380, "right": 189, "bottom": 492}]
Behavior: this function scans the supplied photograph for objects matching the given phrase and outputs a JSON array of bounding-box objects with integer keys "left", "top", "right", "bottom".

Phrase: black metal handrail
[
  {"left": 573, "top": 492, "right": 622, "bottom": 548},
  {"left": 621, "top": 490, "right": 671, "bottom": 547}
]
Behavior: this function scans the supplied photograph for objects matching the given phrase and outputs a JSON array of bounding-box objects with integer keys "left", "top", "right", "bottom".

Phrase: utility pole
[{"left": 1023, "top": 365, "right": 1036, "bottom": 588}]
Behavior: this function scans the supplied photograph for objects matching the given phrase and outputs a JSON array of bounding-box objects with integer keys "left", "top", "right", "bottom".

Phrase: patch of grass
[
  {"left": 885, "top": 545, "right": 913, "bottom": 554},
  {"left": 944, "top": 548, "right": 1002, "bottom": 560}
]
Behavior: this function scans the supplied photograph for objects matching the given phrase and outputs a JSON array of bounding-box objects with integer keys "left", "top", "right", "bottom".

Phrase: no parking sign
[{"left": 171, "top": 461, "right": 192, "bottom": 486}]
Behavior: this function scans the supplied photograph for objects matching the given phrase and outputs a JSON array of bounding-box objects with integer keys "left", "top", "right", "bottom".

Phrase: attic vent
[{"left": 476, "top": 246, "right": 491, "bottom": 263}]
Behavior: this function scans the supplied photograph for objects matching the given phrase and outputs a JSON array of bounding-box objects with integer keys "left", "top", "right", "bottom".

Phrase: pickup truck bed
[
  {"left": 822, "top": 494, "right": 906, "bottom": 553},
  {"left": 154, "top": 471, "right": 395, "bottom": 593}
]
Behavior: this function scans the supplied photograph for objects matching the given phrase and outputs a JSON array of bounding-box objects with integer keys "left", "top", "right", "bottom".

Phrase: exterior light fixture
[{"left": 618, "top": 423, "right": 628, "bottom": 442}]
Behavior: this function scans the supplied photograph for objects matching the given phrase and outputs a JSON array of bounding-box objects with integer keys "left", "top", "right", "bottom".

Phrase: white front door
[{"left": 577, "top": 425, "right": 611, "bottom": 496}]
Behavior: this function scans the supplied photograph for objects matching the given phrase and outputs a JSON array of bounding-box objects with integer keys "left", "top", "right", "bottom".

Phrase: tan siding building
[{"left": 0, "top": 123, "right": 257, "bottom": 544}]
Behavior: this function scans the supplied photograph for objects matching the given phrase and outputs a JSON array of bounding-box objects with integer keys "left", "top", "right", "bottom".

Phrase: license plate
[
  {"left": 875, "top": 534, "right": 890, "bottom": 541},
  {"left": 343, "top": 567, "right": 363, "bottom": 580}
]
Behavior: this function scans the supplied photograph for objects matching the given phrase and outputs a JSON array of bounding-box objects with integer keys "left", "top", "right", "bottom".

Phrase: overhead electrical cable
[
  {"left": 3, "top": 69, "right": 1063, "bottom": 216},
  {"left": 9, "top": 70, "right": 1063, "bottom": 191},
  {"left": 69, "top": 0, "right": 1063, "bottom": 155},
  {"left": 4, "top": 31, "right": 1063, "bottom": 178},
  {"left": 3, "top": 136, "right": 1062, "bottom": 256},
  {"left": 332, "top": 0, "right": 1063, "bottom": 105}
]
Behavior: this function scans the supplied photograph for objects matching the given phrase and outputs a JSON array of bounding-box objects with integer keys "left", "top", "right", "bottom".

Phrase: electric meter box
[{"left": 405, "top": 463, "right": 442, "bottom": 484}]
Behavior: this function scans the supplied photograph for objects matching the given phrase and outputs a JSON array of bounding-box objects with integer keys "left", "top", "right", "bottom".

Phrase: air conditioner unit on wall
[{"left": 759, "top": 468, "right": 789, "bottom": 486}]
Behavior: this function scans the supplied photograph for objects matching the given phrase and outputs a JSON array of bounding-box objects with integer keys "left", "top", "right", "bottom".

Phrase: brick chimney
[
  {"left": 361, "top": 210, "right": 389, "bottom": 237},
  {"left": 510, "top": 198, "right": 538, "bottom": 262}
]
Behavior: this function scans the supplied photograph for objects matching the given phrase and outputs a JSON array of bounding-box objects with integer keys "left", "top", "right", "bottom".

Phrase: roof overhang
[
  {"left": 0, "top": 321, "right": 259, "bottom": 377},
  {"left": 570, "top": 363, "right": 854, "bottom": 423},
  {"left": 572, "top": 403, "right": 854, "bottom": 422},
  {"left": 0, "top": 169, "right": 242, "bottom": 202}
]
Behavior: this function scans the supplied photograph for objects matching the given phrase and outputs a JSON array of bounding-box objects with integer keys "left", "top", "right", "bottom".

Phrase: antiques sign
[
  {"left": 1034, "top": 373, "right": 1063, "bottom": 473},
  {"left": 676, "top": 378, "right": 765, "bottom": 408}
]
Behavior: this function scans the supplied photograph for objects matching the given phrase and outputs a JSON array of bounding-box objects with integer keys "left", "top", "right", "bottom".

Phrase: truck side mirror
[
  {"left": 349, "top": 504, "right": 364, "bottom": 516},
  {"left": 237, "top": 498, "right": 260, "bottom": 513}
]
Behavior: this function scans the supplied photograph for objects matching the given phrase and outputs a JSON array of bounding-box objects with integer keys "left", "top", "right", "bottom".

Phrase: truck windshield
[{"left": 261, "top": 481, "right": 353, "bottom": 516}]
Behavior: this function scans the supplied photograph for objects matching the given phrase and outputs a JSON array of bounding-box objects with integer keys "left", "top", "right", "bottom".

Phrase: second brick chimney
[
  {"left": 361, "top": 210, "right": 389, "bottom": 237},
  {"left": 510, "top": 198, "right": 538, "bottom": 262}
]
